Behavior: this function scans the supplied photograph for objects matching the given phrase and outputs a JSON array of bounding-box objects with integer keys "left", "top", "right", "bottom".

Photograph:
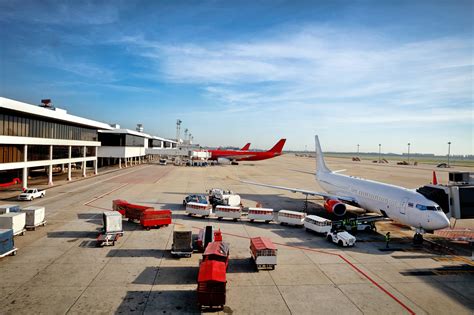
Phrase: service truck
[
  {"left": 18, "top": 188, "right": 45, "bottom": 201},
  {"left": 326, "top": 230, "right": 356, "bottom": 247}
]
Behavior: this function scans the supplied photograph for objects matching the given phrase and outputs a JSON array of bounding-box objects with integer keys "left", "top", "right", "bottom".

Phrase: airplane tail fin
[
  {"left": 315, "top": 135, "right": 330, "bottom": 174},
  {"left": 268, "top": 139, "right": 286, "bottom": 153},
  {"left": 241, "top": 143, "right": 251, "bottom": 150}
]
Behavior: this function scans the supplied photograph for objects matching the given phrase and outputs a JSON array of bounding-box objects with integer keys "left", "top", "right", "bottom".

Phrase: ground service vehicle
[
  {"left": 171, "top": 225, "right": 193, "bottom": 257},
  {"left": 326, "top": 230, "right": 356, "bottom": 247},
  {"left": 208, "top": 189, "right": 241, "bottom": 208},
  {"left": 250, "top": 237, "right": 277, "bottom": 270},
  {"left": 247, "top": 208, "right": 274, "bottom": 223},
  {"left": 203, "top": 241, "right": 230, "bottom": 268},
  {"left": 196, "top": 226, "right": 223, "bottom": 252},
  {"left": 18, "top": 188, "right": 45, "bottom": 201},
  {"left": 278, "top": 210, "right": 305, "bottom": 226},
  {"left": 214, "top": 205, "right": 241, "bottom": 221},
  {"left": 183, "top": 194, "right": 208, "bottom": 207},
  {"left": 140, "top": 209, "right": 172, "bottom": 230},
  {"left": 186, "top": 202, "right": 212, "bottom": 217},
  {"left": 197, "top": 260, "right": 226, "bottom": 309},
  {"left": 159, "top": 159, "right": 167, "bottom": 165},
  {"left": 304, "top": 215, "right": 332, "bottom": 234}
]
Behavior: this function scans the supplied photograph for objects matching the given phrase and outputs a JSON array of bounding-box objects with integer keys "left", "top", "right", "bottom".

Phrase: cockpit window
[{"left": 416, "top": 204, "right": 439, "bottom": 211}]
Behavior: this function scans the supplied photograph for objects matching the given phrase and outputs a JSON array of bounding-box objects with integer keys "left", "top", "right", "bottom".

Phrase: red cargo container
[
  {"left": 197, "top": 260, "right": 226, "bottom": 309},
  {"left": 125, "top": 204, "right": 152, "bottom": 222},
  {"left": 203, "top": 242, "right": 230, "bottom": 268},
  {"left": 140, "top": 209, "right": 172, "bottom": 230},
  {"left": 112, "top": 199, "right": 129, "bottom": 216}
]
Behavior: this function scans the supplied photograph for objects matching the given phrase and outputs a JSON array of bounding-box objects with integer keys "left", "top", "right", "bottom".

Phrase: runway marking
[
  {"left": 199, "top": 228, "right": 416, "bottom": 315},
  {"left": 83, "top": 182, "right": 130, "bottom": 206}
]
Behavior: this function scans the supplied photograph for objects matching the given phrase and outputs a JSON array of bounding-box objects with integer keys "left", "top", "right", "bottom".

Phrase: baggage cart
[
  {"left": 203, "top": 242, "right": 230, "bottom": 268},
  {"left": 21, "top": 206, "right": 46, "bottom": 230},
  {"left": 214, "top": 205, "right": 241, "bottom": 221},
  {"left": 0, "top": 229, "right": 17, "bottom": 258},
  {"left": 278, "top": 210, "right": 305, "bottom": 226},
  {"left": 112, "top": 199, "right": 129, "bottom": 216},
  {"left": 248, "top": 207, "right": 274, "bottom": 223},
  {"left": 0, "top": 204, "right": 20, "bottom": 214},
  {"left": 126, "top": 204, "right": 152, "bottom": 222},
  {"left": 140, "top": 209, "right": 172, "bottom": 230},
  {"left": 96, "top": 233, "right": 120, "bottom": 247},
  {"left": 102, "top": 211, "right": 123, "bottom": 235},
  {"left": 197, "top": 260, "right": 226, "bottom": 309},
  {"left": 186, "top": 202, "right": 212, "bottom": 217},
  {"left": 250, "top": 237, "right": 277, "bottom": 270},
  {"left": 0, "top": 212, "right": 26, "bottom": 236},
  {"left": 196, "top": 226, "right": 222, "bottom": 252},
  {"left": 171, "top": 225, "right": 193, "bottom": 257},
  {"left": 304, "top": 215, "right": 331, "bottom": 234}
]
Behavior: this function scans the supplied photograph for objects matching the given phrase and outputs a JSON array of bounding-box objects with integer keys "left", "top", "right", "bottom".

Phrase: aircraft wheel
[{"left": 413, "top": 233, "right": 423, "bottom": 245}]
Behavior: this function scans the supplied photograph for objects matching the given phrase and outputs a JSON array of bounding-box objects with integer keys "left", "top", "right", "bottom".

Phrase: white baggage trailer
[
  {"left": 214, "top": 205, "right": 241, "bottom": 221},
  {"left": 102, "top": 211, "right": 123, "bottom": 235},
  {"left": 0, "top": 212, "right": 26, "bottom": 236},
  {"left": 248, "top": 208, "right": 274, "bottom": 223},
  {"left": 278, "top": 210, "right": 305, "bottom": 226},
  {"left": 21, "top": 206, "right": 46, "bottom": 230},
  {"left": 304, "top": 215, "right": 331, "bottom": 234},
  {"left": 0, "top": 204, "right": 20, "bottom": 214},
  {"left": 186, "top": 202, "right": 212, "bottom": 217}
]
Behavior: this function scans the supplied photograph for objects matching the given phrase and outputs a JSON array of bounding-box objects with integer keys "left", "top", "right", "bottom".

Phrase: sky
[{"left": 0, "top": 0, "right": 472, "bottom": 155}]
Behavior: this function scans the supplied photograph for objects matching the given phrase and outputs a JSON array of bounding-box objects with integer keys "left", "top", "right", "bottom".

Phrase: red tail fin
[
  {"left": 268, "top": 139, "right": 286, "bottom": 153},
  {"left": 241, "top": 143, "right": 251, "bottom": 150},
  {"left": 432, "top": 171, "right": 438, "bottom": 185}
]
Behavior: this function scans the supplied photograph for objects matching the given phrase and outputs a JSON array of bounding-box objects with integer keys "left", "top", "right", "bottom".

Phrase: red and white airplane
[
  {"left": 240, "top": 143, "right": 251, "bottom": 150},
  {"left": 209, "top": 139, "right": 286, "bottom": 164}
]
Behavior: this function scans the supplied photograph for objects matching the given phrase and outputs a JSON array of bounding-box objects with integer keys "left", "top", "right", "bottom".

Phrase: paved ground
[{"left": 0, "top": 155, "right": 473, "bottom": 314}]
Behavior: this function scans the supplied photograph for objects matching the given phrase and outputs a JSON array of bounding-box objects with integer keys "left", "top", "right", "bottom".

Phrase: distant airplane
[
  {"left": 210, "top": 139, "right": 286, "bottom": 164},
  {"left": 241, "top": 143, "right": 251, "bottom": 150},
  {"left": 243, "top": 135, "right": 449, "bottom": 244}
]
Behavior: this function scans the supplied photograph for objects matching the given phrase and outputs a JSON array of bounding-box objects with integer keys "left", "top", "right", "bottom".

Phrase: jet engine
[
  {"left": 217, "top": 157, "right": 231, "bottom": 165},
  {"left": 324, "top": 199, "right": 346, "bottom": 216}
]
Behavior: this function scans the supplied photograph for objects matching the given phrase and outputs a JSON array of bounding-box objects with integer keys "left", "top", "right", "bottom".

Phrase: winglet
[
  {"left": 241, "top": 143, "right": 251, "bottom": 151},
  {"left": 315, "top": 135, "right": 330, "bottom": 173},
  {"left": 268, "top": 139, "right": 286, "bottom": 153}
]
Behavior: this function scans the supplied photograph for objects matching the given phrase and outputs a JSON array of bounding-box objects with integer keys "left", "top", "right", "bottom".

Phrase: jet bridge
[{"left": 417, "top": 172, "right": 474, "bottom": 219}]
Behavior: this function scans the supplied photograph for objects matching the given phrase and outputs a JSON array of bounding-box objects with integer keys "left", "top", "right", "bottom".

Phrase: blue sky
[{"left": 0, "top": 0, "right": 472, "bottom": 155}]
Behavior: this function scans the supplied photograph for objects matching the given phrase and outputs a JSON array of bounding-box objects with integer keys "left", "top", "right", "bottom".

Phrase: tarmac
[{"left": 0, "top": 155, "right": 473, "bottom": 314}]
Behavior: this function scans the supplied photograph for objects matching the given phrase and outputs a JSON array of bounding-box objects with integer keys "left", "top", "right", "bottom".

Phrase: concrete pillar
[
  {"left": 139, "top": 156, "right": 141, "bottom": 164},
  {"left": 22, "top": 144, "right": 28, "bottom": 190},
  {"left": 67, "top": 146, "right": 72, "bottom": 181},
  {"left": 48, "top": 145, "right": 53, "bottom": 186},
  {"left": 119, "top": 157, "right": 122, "bottom": 169},
  {"left": 94, "top": 147, "right": 98, "bottom": 175},
  {"left": 82, "top": 146, "right": 87, "bottom": 177},
  {"left": 125, "top": 157, "right": 128, "bottom": 168}
]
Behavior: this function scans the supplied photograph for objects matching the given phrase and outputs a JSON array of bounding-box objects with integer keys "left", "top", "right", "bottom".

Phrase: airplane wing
[{"left": 241, "top": 180, "right": 360, "bottom": 207}]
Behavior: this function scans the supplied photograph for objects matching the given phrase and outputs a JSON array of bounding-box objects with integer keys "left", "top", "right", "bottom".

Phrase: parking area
[{"left": 0, "top": 155, "right": 473, "bottom": 314}]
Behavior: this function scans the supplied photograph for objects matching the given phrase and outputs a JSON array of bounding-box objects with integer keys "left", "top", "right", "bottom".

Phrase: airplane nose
[{"left": 432, "top": 212, "right": 450, "bottom": 230}]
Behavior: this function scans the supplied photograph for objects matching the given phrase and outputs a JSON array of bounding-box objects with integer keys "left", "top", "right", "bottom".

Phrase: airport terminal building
[{"left": 0, "top": 97, "right": 176, "bottom": 189}]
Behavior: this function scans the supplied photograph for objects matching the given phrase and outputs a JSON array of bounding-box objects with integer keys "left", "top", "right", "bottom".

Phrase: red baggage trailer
[
  {"left": 140, "top": 209, "right": 172, "bottom": 230},
  {"left": 203, "top": 241, "right": 230, "bottom": 268},
  {"left": 196, "top": 226, "right": 223, "bottom": 252},
  {"left": 250, "top": 237, "right": 277, "bottom": 270},
  {"left": 197, "top": 260, "right": 226, "bottom": 309},
  {"left": 112, "top": 199, "right": 129, "bottom": 216},
  {"left": 125, "top": 204, "right": 152, "bottom": 222}
]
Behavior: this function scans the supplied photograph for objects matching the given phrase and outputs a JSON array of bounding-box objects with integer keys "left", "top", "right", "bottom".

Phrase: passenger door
[{"left": 400, "top": 198, "right": 408, "bottom": 215}]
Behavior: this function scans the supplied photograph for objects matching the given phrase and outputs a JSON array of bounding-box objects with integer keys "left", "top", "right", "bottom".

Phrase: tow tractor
[{"left": 326, "top": 229, "right": 356, "bottom": 247}]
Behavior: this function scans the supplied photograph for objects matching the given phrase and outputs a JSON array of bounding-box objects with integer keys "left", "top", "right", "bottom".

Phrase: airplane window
[
  {"left": 416, "top": 204, "right": 438, "bottom": 211},
  {"left": 416, "top": 204, "right": 427, "bottom": 210}
]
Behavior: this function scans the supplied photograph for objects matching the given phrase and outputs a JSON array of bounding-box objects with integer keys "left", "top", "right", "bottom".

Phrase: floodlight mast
[{"left": 176, "top": 119, "right": 182, "bottom": 142}]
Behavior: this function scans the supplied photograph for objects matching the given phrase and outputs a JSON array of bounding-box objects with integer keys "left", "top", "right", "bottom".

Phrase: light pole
[
  {"left": 378, "top": 144, "right": 381, "bottom": 163},
  {"left": 357, "top": 144, "right": 360, "bottom": 157},
  {"left": 447, "top": 142, "right": 451, "bottom": 167},
  {"left": 407, "top": 143, "right": 411, "bottom": 164}
]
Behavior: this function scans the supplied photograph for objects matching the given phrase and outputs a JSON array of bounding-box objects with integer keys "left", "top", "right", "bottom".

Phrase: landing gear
[{"left": 413, "top": 232, "right": 424, "bottom": 245}]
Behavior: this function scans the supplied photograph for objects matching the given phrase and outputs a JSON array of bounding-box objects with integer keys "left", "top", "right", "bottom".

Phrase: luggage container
[
  {"left": 197, "top": 260, "right": 226, "bottom": 309},
  {"left": 250, "top": 237, "right": 277, "bottom": 270},
  {"left": 214, "top": 205, "right": 241, "bottom": 221},
  {"left": 248, "top": 207, "right": 274, "bottom": 223},
  {"left": 125, "top": 204, "right": 152, "bottom": 222},
  {"left": 0, "top": 204, "right": 20, "bottom": 214},
  {"left": 102, "top": 211, "right": 123, "bottom": 235},
  {"left": 186, "top": 202, "right": 212, "bottom": 217},
  {"left": 203, "top": 242, "right": 230, "bottom": 268},
  {"left": 0, "top": 229, "right": 17, "bottom": 258},
  {"left": 112, "top": 199, "right": 129, "bottom": 216},
  {"left": 304, "top": 215, "right": 331, "bottom": 234},
  {"left": 278, "top": 210, "right": 305, "bottom": 226},
  {"left": 140, "top": 209, "right": 172, "bottom": 230},
  {"left": 0, "top": 212, "right": 26, "bottom": 236},
  {"left": 21, "top": 206, "right": 46, "bottom": 230},
  {"left": 171, "top": 225, "right": 193, "bottom": 257}
]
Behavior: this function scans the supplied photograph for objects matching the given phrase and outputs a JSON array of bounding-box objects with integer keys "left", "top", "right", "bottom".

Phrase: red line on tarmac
[{"left": 195, "top": 227, "right": 416, "bottom": 315}]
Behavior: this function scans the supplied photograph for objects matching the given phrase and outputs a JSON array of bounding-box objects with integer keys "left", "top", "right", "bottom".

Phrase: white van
[{"left": 278, "top": 210, "right": 305, "bottom": 226}]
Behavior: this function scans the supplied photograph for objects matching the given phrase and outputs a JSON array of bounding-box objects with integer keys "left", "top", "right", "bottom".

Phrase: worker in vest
[
  {"left": 385, "top": 232, "right": 391, "bottom": 248},
  {"left": 351, "top": 219, "right": 357, "bottom": 232}
]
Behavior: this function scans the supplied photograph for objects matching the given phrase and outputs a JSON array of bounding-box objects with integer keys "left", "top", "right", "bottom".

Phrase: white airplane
[{"left": 244, "top": 135, "right": 450, "bottom": 244}]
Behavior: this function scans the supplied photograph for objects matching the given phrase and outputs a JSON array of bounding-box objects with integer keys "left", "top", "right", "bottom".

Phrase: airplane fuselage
[{"left": 317, "top": 171, "right": 449, "bottom": 232}]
